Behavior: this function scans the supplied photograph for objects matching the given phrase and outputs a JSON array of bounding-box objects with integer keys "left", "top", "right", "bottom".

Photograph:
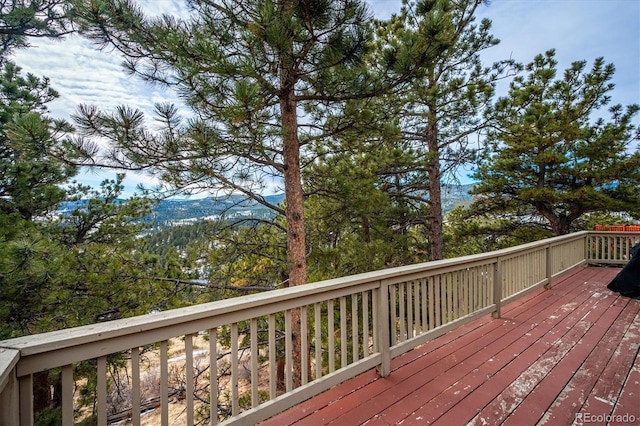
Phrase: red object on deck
[{"left": 594, "top": 224, "right": 640, "bottom": 232}]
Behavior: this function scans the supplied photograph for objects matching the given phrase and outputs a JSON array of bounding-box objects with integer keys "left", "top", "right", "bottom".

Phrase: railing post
[
  {"left": 19, "top": 374, "right": 33, "bottom": 426},
  {"left": 376, "top": 280, "right": 391, "bottom": 377},
  {"left": 544, "top": 244, "right": 552, "bottom": 290},
  {"left": 492, "top": 259, "right": 502, "bottom": 319},
  {"left": 0, "top": 348, "right": 20, "bottom": 426}
]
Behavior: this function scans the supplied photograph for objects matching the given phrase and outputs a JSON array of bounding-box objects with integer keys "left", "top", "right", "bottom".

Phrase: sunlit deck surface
[{"left": 261, "top": 266, "right": 640, "bottom": 425}]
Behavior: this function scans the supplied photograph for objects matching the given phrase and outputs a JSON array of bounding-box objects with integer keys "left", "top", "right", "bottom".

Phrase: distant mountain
[
  {"left": 57, "top": 185, "right": 474, "bottom": 226},
  {"left": 56, "top": 194, "right": 285, "bottom": 226},
  {"left": 151, "top": 194, "right": 285, "bottom": 224},
  {"left": 441, "top": 184, "right": 475, "bottom": 213},
  {"left": 148, "top": 185, "right": 474, "bottom": 223}
]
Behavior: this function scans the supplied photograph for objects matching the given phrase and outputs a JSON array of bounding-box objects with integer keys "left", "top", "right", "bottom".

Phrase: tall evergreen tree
[
  {"left": 71, "top": 0, "right": 375, "bottom": 289},
  {"left": 305, "top": 127, "right": 428, "bottom": 280},
  {"left": 0, "top": 3, "right": 191, "bottom": 420},
  {"left": 71, "top": 0, "right": 449, "bottom": 386},
  {"left": 377, "top": 0, "right": 517, "bottom": 260},
  {"left": 472, "top": 50, "right": 640, "bottom": 235},
  {"left": 0, "top": 61, "right": 76, "bottom": 219}
]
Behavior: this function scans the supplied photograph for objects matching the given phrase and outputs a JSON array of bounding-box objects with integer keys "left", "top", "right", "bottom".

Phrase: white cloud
[{"left": 7, "top": 0, "right": 640, "bottom": 197}]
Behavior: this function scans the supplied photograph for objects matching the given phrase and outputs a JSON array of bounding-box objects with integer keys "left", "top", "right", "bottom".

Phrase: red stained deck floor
[{"left": 261, "top": 266, "right": 640, "bottom": 426}]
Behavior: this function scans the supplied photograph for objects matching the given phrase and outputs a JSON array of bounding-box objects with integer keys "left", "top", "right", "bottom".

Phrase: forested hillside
[{"left": 1, "top": 0, "right": 638, "bottom": 423}]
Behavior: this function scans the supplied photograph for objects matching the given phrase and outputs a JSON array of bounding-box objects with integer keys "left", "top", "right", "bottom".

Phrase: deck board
[{"left": 260, "top": 266, "right": 640, "bottom": 426}]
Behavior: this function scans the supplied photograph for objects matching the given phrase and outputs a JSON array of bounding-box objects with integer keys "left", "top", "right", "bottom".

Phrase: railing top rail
[
  {"left": 588, "top": 231, "right": 640, "bottom": 236},
  {"left": 0, "top": 231, "right": 594, "bottom": 359}
]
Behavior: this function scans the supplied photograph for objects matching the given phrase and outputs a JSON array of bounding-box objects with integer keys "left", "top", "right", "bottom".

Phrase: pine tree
[
  {"left": 71, "top": 0, "right": 450, "bottom": 386},
  {"left": 472, "top": 50, "right": 640, "bottom": 235},
  {"left": 0, "top": 61, "right": 76, "bottom": 219},
  {"left": 0, "top": 0, "right": 73, "bottom": 57},
  {"left": 377, "top": 0, "right": 518, "bottom": 259},
  {"left": 71, "top": 0, "right": 380, "bottom": 288}
]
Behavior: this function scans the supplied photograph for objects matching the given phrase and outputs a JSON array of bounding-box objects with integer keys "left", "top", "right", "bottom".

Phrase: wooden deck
[{"left": 261, "top": 266, "right": 640, "bottom": 426}]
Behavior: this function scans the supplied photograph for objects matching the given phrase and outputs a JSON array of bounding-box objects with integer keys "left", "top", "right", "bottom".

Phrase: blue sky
[{"left": 11, "top": 0, "right": 640, "bottom": 197}]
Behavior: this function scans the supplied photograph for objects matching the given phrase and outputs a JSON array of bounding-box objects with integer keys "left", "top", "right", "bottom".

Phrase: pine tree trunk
[
  {"left": 280, "top": 64, "right": 307, "bottom": 388},
  {"left": 426, "top": 108, "right": 444, "bottom": 261}
]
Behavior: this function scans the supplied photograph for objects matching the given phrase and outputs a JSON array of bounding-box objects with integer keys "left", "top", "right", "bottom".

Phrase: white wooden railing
[{"left": 0, "top": 231, "right": 637, "bottom": 426}]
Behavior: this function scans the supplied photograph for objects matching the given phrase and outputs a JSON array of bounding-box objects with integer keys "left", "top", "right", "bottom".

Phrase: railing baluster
[
  {"left": 471, "top": 268, "right": 476, "bottom": 312},
  {"left": 511, "top": 258, "right": 516, "bottom": 295},
  {"left": 376, "top": 280, "right": 391, "bottom": 377},
  {"left": 483, "top": 266, "right": 488, "bottom": 307},
  {"left": 434, "top": 276, "right": 441, "bottom": 327},
  {"left": 389, "top": 285, "right": 397, "bottom": 345},
  {"left": 502, "top": 256, "right": 522, "bottom": 292},
  {"left": 186, "top": 334, "right": 194, "bottom": 426},
  {"left": 483, "top": 265, "right": 487, "bottom": 306},
  {"left": 340, "top": 296, "right": 347, "bottom": 368},
  {"left": 477, "top": 268, "right": 482, "bottom": 311},
  {"left": 523, "top": 253, "right": 528, "bottom": 291},
  {"left": 97, "top": 356, "right": 107, "bottom": 426},
  {"left": 466, "top": 269, "right": 471, "bottom": 313},
  {"left": 428, "top": 276, "right": 435, "bottom": 330},
  {"left": 447, "top": 273, "right": 453, "bottom": 322},
  {"left": 452, "top": 272, "right": 458, "bottom": 319},
  {"left": 439, "top": 273, "right": 449, "bottom": 325},
  {"left": 251, "top": 318, "right": 258, "bottom": 406},
  {"left": 511, "top": 258, "right": 516, "bottom": 296},
  {"left": 453, "top": 272, "right": 460, "bottom": 320},
  {"left": 160, "top": 340, "right": 168, "bottom": 426},
  {"left": 314, "top": 303, "right": 322, "bottom": 380},
  {"left": 210, "top": 327, "right": 218, "bottom": 426},
  {"left": 363, "top": 291, "right": 370, "bottom": 356},
  {"left": 285, "top": 310, "right": 292, "bottom": 392},
  {"left": 460, "top": 271, "right": 466, "bottom": 316},
  {"left": 131, "top": 347, "right": 141, "bottom": 426},
  {"left": 328, "top": 299, "right": 335, "bottom": 373},
  {"left": 301, "top": 307, "right": 308, "bottom": 385},
  {"left": 406, "top": 281, "right": 413, "bottom": 339},
  {"left": 352, "top": 294, "right": 359, "bottom": 362},
  {"left": 231, "top": 323, "right": 239, "bottom": 415},
  {"left": 372, "top": 290, "right": 379, "bottom": 355},
  {"left": 414, "top": 280, "right": 421, "bottom": 334},
  {"left": 61, "top": 364, "right": 73, "bottom": 425},
  {"left": 523, "top": 253, "right": 528, "bottom": 290},
  {"left": 399, "top": 283, "right": 406, "bottom": 341},
  {"left": 268, "top": 314, "right": 276, "bottom": 400},
  {"left": 471, "top": 268, "right": 476, "bottom": 311},
  {"left": 421, "top": 279, "right": 427, "bottom": 333},
  {"left": 445, "top": 273, "right": 451, "bottom": 323}
]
